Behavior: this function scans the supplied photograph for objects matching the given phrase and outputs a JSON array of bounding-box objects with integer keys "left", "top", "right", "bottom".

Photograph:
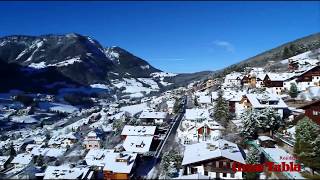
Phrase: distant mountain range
[
  {"left": 1, "top": 32, "right": 319, "bottom": 95},
  {"left": 0, "top": 33, "right": 211, "bottom": 94}
]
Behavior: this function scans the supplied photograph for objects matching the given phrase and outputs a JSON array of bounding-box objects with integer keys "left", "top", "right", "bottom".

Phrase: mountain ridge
[{"left": 212, "top": 32, "right": 320, "bottom": 78}]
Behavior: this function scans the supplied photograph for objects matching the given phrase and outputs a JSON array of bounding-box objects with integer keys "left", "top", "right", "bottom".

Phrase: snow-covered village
[{"left": 0, "top": 1, "right": 319, "bottom": 180}]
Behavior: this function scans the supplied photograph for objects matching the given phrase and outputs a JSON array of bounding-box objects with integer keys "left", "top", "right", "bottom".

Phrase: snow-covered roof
[
  {"left": 245, "top": 93, "right": 288, "bottom": 109},
  {"left": 297, "top": 86, "right": 320, "bottom": 101},
  {"left": 0, "top": 156, "right": 10, "bottom": 166},
  {"left": 174, "top": 174, "right": 210, "bottom": 179},
  {"left": 212, "top": 90, "right": 245, "bottom": 101},
  {"left": 198, "top": 95, "right": 211, "bottom": 104},
  {"left": 85, "top": 149, "right": 112, "bottom": 167},
  {"left": 26, "top": 144, "right": 42, "bottom": 150},
  {"left": 185, "top": 108, "right": 210, "bottom": 120},
  {"left": 33, "top": 136, "right": 46, "bottom": 143},
  {"left": 139, "top": 111, "right": 168, "bottom": 119},
  {"left": 120, "top": 103, "right": 148, "bottom": 116},
  {"left": 87, "top": 131, "right": 97, "bottom": 137},
  {"left": 11, "top": 153, "right": 32, "bottom": 165},
  {"left": 31, "top": 147, "right": 66, "bottom": 158},
  {"left": 103, "top": 151, "right": 137, "bottom": 174},
  {"left": 43, "top": 165, "right": 91, "bottom": 179},
  {"left": 122, "top": 136, "right": 153, "bottom": 153},
  {"left": 182, "top": 139, "right": 245, "bottom": 165},
  {"left": 121, "top": 125, "right": 156, "bottom": 136},
  {"left": 265, "top": 73, "right": 295, "bottom": 81},
  {"left": 225, "top": 72, "right": 242, "bottom": 80},
  {"left": 258, "top": 136, "right": 275, "bottom": 142}
]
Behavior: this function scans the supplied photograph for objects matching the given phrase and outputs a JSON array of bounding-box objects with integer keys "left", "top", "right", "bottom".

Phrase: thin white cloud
[
  {"left": 152, "top": 58, "right": 185, "bottom": 61},
  {"left": 213, "top": 40, "right": 235, "bottom": 52}
]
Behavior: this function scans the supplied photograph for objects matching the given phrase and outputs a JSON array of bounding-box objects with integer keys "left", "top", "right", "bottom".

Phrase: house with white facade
[
  {"left": 84, "top": 131, "right": 101, "bottom": 150},
  {"left": 43, "top": 165, "right": 93, "bottom": 179},
  {"left": 122, "top": 136, "right": 153, "bottom": 154},
  {"left": 84, "top": 149, "right": 112, "bottom": 169},
  {"left": 198, "top": 95, "right": 212, "bottom": 108},
  {"left": 139, "top": 111, "right": 168, "bottom": 124},
  {"left": 178, "top": 108, "right": 225, "bottom": 144},
  {"left": 181, "top": 139, "right": 245, "bottom": 179},
  {"left": 121, "top": 125, "right": 156, "bottom": 139},
  {"left": 223, "top": 72, "right": 242, "bottom": 87},
  {"left": 11, "top": 153, "right": 32, "bottom": 169},
  {"left": 239, "top": 93, "right": 288, "bottom": 118},
  {"left": 103, "top": 151, "right": 138, "bottom": 180}
]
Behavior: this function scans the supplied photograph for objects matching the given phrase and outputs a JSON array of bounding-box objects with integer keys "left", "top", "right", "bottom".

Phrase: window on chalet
[
  {"left": 223, "top": 161, "right": 227, "bottom": 167},
  {"left": 313, "top": 111, "right": 319, "bottom": 116},
  {"left": 260, "top": 100, "right": 267, "bottom": 104},
  {"left": 204, "top": 171, "right": 208, "bottom": 176},
  {"left": 269, "top": 101, "right": 278, "bottom": 105},
  {"left": 223, "top": 173, "right": 227, "bottom": 177}
]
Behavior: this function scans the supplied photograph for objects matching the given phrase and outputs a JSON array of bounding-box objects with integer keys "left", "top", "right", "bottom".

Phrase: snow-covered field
[
  {"left": 10, "top": 115, "right": 37, "bottom": 123},
  {"left": 38, "top": 102, "right": 79, "bottom": 113},
  {"left": 29, "top": 57, "right": 82, "bottom": 69},
  {"left": 151, "top": 72, "right": 177, "bottom": 78},
  {"left": 90, "top": 84, "right": 110, "bottom": 90},
  {"left": 120, "top": 103, "right": 148, "bottom": 116},
  {"left": 137, "top": 78, "right": 159, "bottom": 90},
  {"left": 112, "top": 78, "right": 159, "bottom": 98}
]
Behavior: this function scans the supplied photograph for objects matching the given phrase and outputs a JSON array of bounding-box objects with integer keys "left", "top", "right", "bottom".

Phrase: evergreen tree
[
  {"left": 213, "top": 90, "right": 230, "bottom": 126},
  {"left": 289, "top": 83, "right": 298, "bottom": 98},
  {"left": 113, "top": 119, "right": 124, "bottom": 135},
  {"left": 282, "top": 46, "right": 291, "bottom": 59},
  {"left": 241, "top": 108, "right": 283, "bottom": 139},
  {"left": 294, "top": 117, "right": 320, "bottom": 174},
  {"left": 160, "top": 150, "right": 182, "bottom": 178},
  {"left": 261, "top": 108, "right": 283, "bottom": 136},
  {"left": 36, "top": 155, "right": 44, "bottom": 167},
  {"left": 245, "top": 147, "right": 261, "bottom": 179},
  {"left": 9, "top": 143, "right": 16, "bottom": 157},
  {"left": 173, "top": 98, "right": 181, "bottom": 114},
  {"left": 246, "top": 147, "right": 261, "bottom": 164},
  {"left": 289, "top": 44, "right": 299, "bottom": 55}
]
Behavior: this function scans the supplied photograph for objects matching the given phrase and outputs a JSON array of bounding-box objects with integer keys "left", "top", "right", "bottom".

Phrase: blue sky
[{"left": 0, "top": 1, "right": 319, "bottom": 73}]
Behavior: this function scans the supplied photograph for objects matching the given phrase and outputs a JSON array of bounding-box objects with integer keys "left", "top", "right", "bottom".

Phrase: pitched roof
[
  {"left": 198, "top": 95, "right": 211, "bottom": 104},
  {"left": 139, "top": 111, "right": 168, "bottom": 119},
  {"left": 121, "top": 125, "right": 156, "bottom": 136},
  {"left": 85, "top": 149, "right": 113, "bottom": 167},
  {"left": 103, "top": 151, "right": 137, "bottom": 174},
  {"left": 185, "top": 108, "right": 210, "bottom": 120},
  {"left": 44, "top": 165, "right": 91, "bottom": 179},
  {"left": 298, "top": 99, "right": 320, "bottom": 109},
  {"left": 122, "top": 136, "right": 153, "bottom": 153},
  {"left": 245, "top": 93, "right": 288, "bottom": 109},
  {"left": 265, "top": 73, "right": 295, "bottom": 81},
  {"left": 182, "top": 139, "right": 245, "bottom": 165},
  {"left": 11, "top": 153, "right": 32, "bottom": 165},
  {"left": 258, "top": 135, "right": 275, "bottom": 142}
]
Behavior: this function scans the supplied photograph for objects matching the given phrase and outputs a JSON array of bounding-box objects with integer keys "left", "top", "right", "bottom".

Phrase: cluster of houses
[
  {"left": 0, "top": 95, "right": 174, "bottom": 180},
  {"left": 176, "top": 51, "right": 320, "bottom": 179}
]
